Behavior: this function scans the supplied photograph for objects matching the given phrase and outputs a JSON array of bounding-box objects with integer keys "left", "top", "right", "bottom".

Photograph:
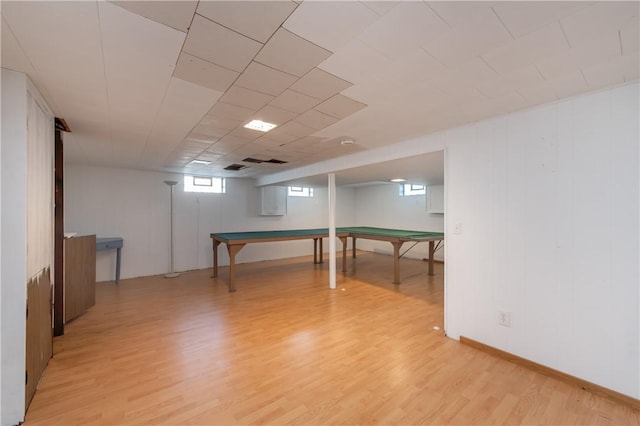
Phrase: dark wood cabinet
[{"left": 64, "top": 235, "right": 96, "bottom": 322}]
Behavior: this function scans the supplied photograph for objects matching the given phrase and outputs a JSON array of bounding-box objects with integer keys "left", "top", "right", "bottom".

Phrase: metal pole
[
  {"left": 164, "top": 180, "right": 180, "bottom": 278},
  {"left": 328, "top": 173, "right": 336, "bottom": 289}
]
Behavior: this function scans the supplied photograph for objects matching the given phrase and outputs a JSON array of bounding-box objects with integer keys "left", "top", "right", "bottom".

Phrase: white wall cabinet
[
  {"left": 427, "top": 185, "right": 444, "bottom": 214},
  {"left": 260, "top": 186, "right": 287, "bottom": 216}
]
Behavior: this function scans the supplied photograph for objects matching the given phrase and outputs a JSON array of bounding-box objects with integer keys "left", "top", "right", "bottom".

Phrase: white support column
[{"left": 328, "top": 173, "right": 336, "bottom": 289}]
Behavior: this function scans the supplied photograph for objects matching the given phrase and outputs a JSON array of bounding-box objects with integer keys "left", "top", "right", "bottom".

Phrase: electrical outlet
[
  {"left": 498, "top": 310, "right": 511, "bottom": 327},
  {"left": 454, "top": 222, "right": 462, "bottom": 235}
]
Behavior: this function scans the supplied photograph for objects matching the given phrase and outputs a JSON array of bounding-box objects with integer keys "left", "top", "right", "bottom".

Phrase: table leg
[
  {"left": 226, "top": 244, "right": 245, "bottom": 292},
  {"left": 352, "top": 237, "right": 357, "bottom": 258},
  {"left": 391, "top": 241, "right": 403, "bottom": 284},
  {"left": 313, "top": 238, "right": 318, "bottom": 264},
  {"left": 115, "top": 247, "right": 121, "bottom": 284},
  {"left": 319, "top": 238, "right": 323, "bottom": 263},
  {"left": 339, "top": 236, "right": 347, "bottom": 273},
  {"left": 212, "top": 241, "right": 220, "bottom": 278},
  {"left": 428, "top": 241, "right": 435, "bottom": 276}
]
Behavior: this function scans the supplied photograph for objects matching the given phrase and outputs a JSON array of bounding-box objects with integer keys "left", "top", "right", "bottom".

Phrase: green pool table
[{"left": 210, "top": 226, "right": 444, "bottom": 292}]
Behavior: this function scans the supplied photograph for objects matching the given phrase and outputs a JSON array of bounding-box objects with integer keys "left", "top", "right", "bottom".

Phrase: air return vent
[
  {"left": 242, "top": 157, "right": 263, "bottom": 163},
  {"left": 224, "top": 164, "right": 247, "bottom": 171},
  {"left": 242, "top": 157, "right": 288, "bottom": 165}
]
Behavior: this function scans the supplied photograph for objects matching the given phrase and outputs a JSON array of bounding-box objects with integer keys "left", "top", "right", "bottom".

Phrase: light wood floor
[{"left": 26, "top": 252, "right": 638, "bottom": 425}]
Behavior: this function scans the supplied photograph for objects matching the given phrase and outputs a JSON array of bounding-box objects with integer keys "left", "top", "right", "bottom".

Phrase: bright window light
[
  {"left": 288, "top": 186, "right": 314, "bottom": 197},
  {"left": 184, "top": 175, "right": 225, "bottom": 193},
  {"left": 244, "top": 119, "right": 277, "bottom": 132},
  {"left": 399, "top": 183, "right": 426, "bottom": 196}
]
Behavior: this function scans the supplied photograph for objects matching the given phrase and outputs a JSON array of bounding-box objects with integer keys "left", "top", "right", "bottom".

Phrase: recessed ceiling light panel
[
  {"left": 244, "top": 119, "right": 277, "bottom": 132},
  {"left": 390, "top": 178, "right": 406, "bottom": 182},
  {"left": 190, "top": 159, "right": 212, "bottom": 165}
]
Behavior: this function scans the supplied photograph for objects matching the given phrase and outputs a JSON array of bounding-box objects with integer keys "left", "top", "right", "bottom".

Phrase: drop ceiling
[{"left": 1, "top": 1, "right": 638, "bottom": 186}]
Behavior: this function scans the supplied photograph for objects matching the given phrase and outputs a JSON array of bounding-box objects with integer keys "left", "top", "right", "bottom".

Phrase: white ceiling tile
[
  {"left": 423, "top": 8, "right": 513, "bottom": 66},
  {"left": 285, "top": 136, "right": 325, "bottom": 153},
  {"left": 228, "top": 126, "right": 264, "bottom": 141},
  {"left": 183, "top": 14, "right": 262, "bottom": 72},
  {"left": 199, "top": 114, "right": 242, "bottom": 131},
  {"left": 196, "top": 152, "right": 225, "bottom": 162},
  {"left": 359, "top": 1, "right": 399, "bottom": 16},
  {"left": 475, "top": 65, "right": 544, "bottom": 98},
  {"left": 371, "top": 48, "right": 447, "bottom": 88},
  {"left": 547, "top": 71, "right": 590, "bottom": 99},
  {"left": 314, "top": 94, "right": 367, "bottom": 119},
  {"left": 185, "top": 132, "right": 220, "bottom": 145},
  {"left": 173, "top": 52, "right": 239, "bottom": 92},
  {"left": 196, "top": 1, "right": 298, "bottom": 43},
  {"left": 623, "top": 53, "right": 640, "bottom": 82},
  {"left": 517, "top": 70, "right": 588, "bottom": 103},
  {"left": 357, "top": 1, "right": 449, "bottom": 60},
  {"left": 141, "top": 77, "right": 222, "bottom": 166},
  {"left": 109, "top": 1, "right": 197, "bottom": 32},
  {"left": 183, "top": 139, "right": 212, "bottom": 151},
  {"left": 193, "top": 122, "right": 235, "bottom": 138},
  {"left": 231, "top": 142, "right": 265, "bottom": 156},
  {"left": 193, "top": 115, "right": 242, "bottom": 138},
  {"left": 53, "top": 109, "right": 111, "bottom": 138},
  {"left": 258, "top": 128, "right": 299, "bottom": 144},
  {"left": 425, "top": 2, "right": 497, "bottom": 28},
  {"left": 235, "top": 62, "right": 298, "bottom": 96},
  {"left": 255, "top": 28, "right": 332, "bottom": 77},
  {"left": 492, "top": 1, "right": 590, "bottom": 38},
  {"left": 208, "top": 102, "right": 256, "bottom": 122},
  {"left": 1, "top": 1, "right": 107, "bottom": 115},
  {"left": 582, "top": 52, "right": 639, "bottom": 88},
  {"left": 481, "top": 22, "right": 571, "bottom": 74},
  {"left": 271, "top": 121, "right": 316, "bottom": 138},
  {"left": 209, "top": 135, "right": 253, "bottom": 153},
  {"left": 99, "top": 1, "right": 186, "bottom": 136},
  {"left": 269, "top": 89, "right": 321, "bottom": 113},
  {"left": 561, "top": 2, "right": 639, "bottom": 47},
  {"left": 1, "top": 17, "right": 38, "bottom": 76},
  {"left": 318, "top": 38, "right": 389, "bottom": 84},
  {"left": 290, "top": 68, "right": 352, "bottom": 99},
  {"left": 620, "top": 16, "right": 639, "bottom": 56},
  {"left": 294, "top": 109, "right": 339, "bottom": 130},
  {"left": 283, "top": 1, "right": 379, "bottom": 51},
  {"left": 430, "top": 57, "right": 499, "bottom": 90},
  {"left": 469, "top": 91, "right": 528, "bottom": 121},
  {"left": 536, "top": 32, "right": 621, "bottom": 79},
  {"left": 254, "top": 137, "right": 288, "bottom": 149},
  {"left": 219, "top": 86, "right": 274, "bottom": 111},
  {"left": 330, "top": 76, "right": 388, "bottom": 106},
  {"left": 205, "top": 143, "right": 235, "bottom": 156},
  {"left": 253, "top": 105, "right": 298, "bottom": 125},
  {"left": 5, "top": 1, "right": 636, "bottom": 181}
]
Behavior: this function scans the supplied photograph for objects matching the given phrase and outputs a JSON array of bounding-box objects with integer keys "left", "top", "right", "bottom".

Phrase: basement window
[
  {"left": 288, "top": 186, "right": 314, "bottom": 197},
  {"left": 399, "top": 183, "right": 426, "bottom": 196},
  {"left": 184, "top": 175, "right": 225, "bottom": 194}
]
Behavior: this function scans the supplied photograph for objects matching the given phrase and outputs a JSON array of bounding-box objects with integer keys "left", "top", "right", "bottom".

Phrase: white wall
[
  {"left": 445, "top": 83, "right": 639, "bottom": 399},
  {"left": 0, "top": 76, "right": 3, "bottom": 425},
  {"left": 64, "top": 166, "right": 356, "bottom": 281},
  {"left": 1, "top": 69, "right": 28, "bottom": 426},
  {"left": 354, "top": 183, "right": 445, "bottom": 261},
  {"left": 64, "top": 83, "right": 639, "bottom": 400}
]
